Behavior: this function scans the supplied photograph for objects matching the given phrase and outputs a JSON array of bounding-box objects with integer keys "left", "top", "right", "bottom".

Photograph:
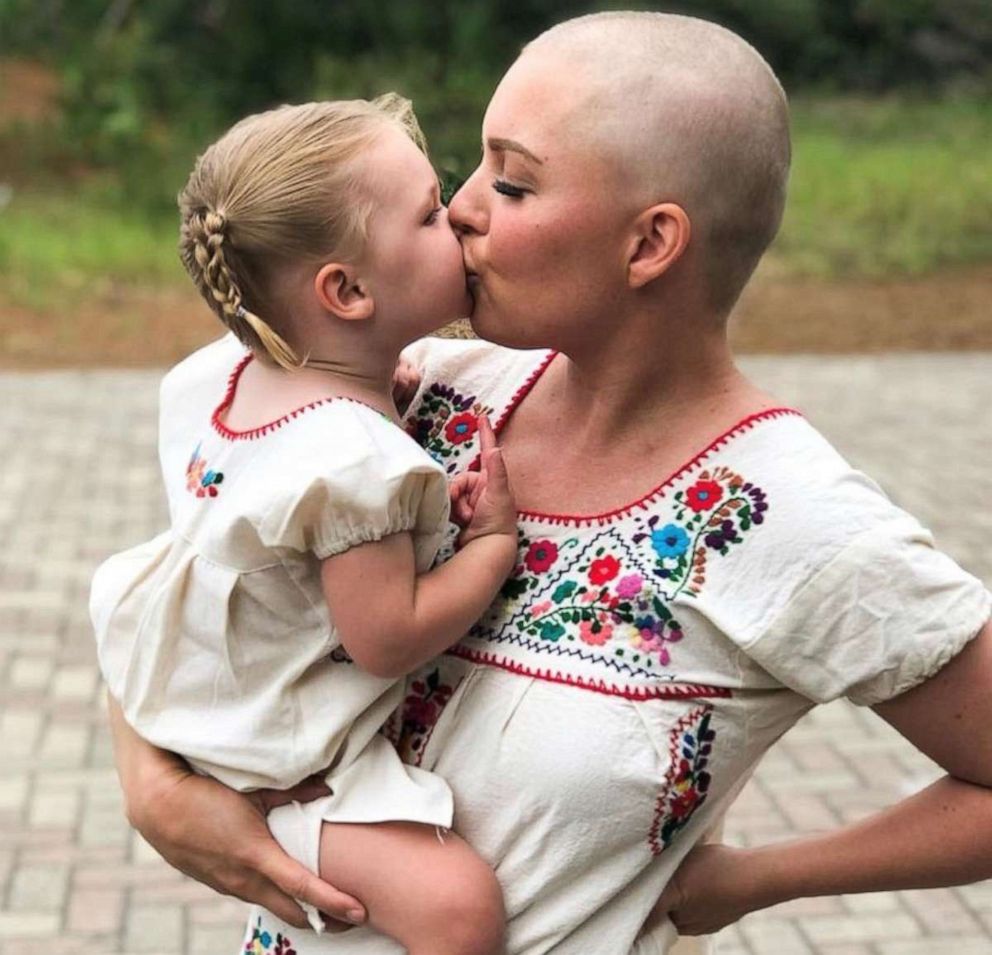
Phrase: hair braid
[{"left": 185, "top": 209, "right": 300, "bottom": 369}]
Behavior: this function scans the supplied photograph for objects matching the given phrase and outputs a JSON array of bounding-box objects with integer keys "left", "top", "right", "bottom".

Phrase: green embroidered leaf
[{"left": 501, "top": 578, "right": 529, "bottom": 600}]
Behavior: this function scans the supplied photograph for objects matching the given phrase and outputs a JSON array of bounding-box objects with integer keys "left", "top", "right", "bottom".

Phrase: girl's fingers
[
  {"left": 477, "top": 414, "right": 497, "bottom": 455},
  {"left": 253, "top": 776, "right": 331, "bottom": 813},
  {"left": 481, "top": 447, "right": 512, "bottom": 507},
  {"left": 468, "top": 468, "right": 487, "bottom": 510}
]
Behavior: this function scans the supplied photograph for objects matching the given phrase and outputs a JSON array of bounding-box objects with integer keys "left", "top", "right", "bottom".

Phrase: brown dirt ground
[
  {"left": 0, "top": 60, "right": 60, "bottom": 124},
  {"left": 2, "top": 265, "right": 990, "bottom": 370}
]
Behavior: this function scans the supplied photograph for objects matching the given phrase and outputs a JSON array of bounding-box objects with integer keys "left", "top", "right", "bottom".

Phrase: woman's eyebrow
[{"left": 487, "top": 137, "right": 544, "bottom": 165}]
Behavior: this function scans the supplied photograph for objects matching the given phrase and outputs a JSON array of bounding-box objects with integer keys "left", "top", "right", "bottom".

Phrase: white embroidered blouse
[{"left": 241, "top": 336, "right": 989, "bottom": 955}]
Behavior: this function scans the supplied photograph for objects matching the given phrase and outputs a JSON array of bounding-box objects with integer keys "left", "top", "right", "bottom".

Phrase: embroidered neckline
[
  {"left": 211, "top": 353, "right": 389, "bottom": 441},
  {"left": 491, "top": 369, "right": 800, "bottom": 526}
]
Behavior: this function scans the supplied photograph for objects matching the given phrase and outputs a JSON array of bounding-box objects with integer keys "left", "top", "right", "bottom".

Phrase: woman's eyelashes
[{"left": 492, "top": 178, "right": 529, "bottom": 199}]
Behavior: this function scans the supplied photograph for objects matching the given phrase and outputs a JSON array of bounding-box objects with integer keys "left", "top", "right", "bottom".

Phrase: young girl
[{"left": 89, "top": 97, "right": 514, "bottom": 954}]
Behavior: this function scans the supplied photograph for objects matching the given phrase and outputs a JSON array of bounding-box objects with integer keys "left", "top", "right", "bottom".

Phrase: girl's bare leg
[{"left": 318, "top": 820, "right": 505, "bottom": 955}]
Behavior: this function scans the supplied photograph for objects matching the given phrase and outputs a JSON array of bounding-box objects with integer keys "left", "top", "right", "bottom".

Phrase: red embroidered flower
[
  {"left": 444, "top": 412, "right": 478, "bottom": 445},
  {"left": 589, "top": 555, "right": 620, "bottom": 585},
  {"left": 579, "top": 619, "right": 612, "bottom": 646},
  {"left": 685, "top": 480, "right": 723, "bottom": 512},
  {"left": 525, "top": 540, "right": 559, "bottom": 574}
]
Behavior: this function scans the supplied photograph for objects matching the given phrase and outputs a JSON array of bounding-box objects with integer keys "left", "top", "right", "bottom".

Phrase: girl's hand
[
  {"left": 448, "top": 415, "right": 517, "bottom": 549},
  {"left": 107, "top": 697, "right": 366, "bottom": 930},
  {"left": 392, "top": 356, "right": 421, "bottom": 416},
  {"left": 653, "top": 843, "right": 776, "bottom": 936}
]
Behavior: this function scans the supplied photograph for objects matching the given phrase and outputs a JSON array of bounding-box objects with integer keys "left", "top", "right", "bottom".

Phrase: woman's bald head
[{"left": 519, "top": 12, "right": 791, "bottom": 315}]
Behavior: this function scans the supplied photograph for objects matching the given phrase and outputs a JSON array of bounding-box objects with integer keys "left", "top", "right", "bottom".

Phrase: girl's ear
[
  {"left": 314, "top": 263, "right": 375, "bottom": 321},
  {"left": 625, "top": 203, "right": 691, "bottom": 289}
]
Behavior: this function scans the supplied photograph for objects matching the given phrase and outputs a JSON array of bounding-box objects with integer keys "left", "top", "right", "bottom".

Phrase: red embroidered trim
[
  {"left": 516, "top": 407, "right": 803, "bottom": 527},
  {"left": 465, "top": 349, "right": 559, "bottom": 472},
  {"left": 447, "top": 645, "right": 732, "bottom": 701},
  {"left": 211, "top": 353, "right": 386, "bottom": 441}
]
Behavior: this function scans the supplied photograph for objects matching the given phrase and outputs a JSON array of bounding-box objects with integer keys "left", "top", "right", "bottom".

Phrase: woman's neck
[{"left": 551, "top": 316, "right": 766, "bottom": 455}]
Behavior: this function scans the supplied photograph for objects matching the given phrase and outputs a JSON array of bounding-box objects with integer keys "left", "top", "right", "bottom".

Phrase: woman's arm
[
  {"left": 107, "top": 695, "right": 367, "bottom": 930},
  {"left": 656, "top": 619, "right": 992, "bottom": 935}
]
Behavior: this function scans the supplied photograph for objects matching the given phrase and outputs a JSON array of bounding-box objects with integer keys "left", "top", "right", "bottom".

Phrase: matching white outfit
[
  {"left": 91, "top": 336, "right": 456, "bottom": 898},
  {"left": 90, "top": 333, "right": 989, "bottom": 955}
]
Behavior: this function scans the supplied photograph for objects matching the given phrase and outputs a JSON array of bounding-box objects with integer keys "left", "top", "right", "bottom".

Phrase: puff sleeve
[{"left": 256, "top": 403, "right": 450, "bottom": 568}]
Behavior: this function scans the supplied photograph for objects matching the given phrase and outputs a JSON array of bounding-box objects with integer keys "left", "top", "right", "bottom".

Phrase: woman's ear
[
  {"left": 314, "top": 263, "right": 375, "bottom": 321},
  {"left": 626, "top": 203, "right": 691, "bottom": 289}
]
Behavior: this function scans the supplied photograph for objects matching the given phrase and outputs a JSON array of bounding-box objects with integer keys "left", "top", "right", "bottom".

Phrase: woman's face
[{"left": 448, "top": 57, "right": 633, "bottom": 351}]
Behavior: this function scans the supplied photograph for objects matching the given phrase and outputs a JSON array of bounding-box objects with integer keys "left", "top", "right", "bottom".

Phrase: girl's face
[
  {"left": 448, "top": 57, "right": 632, "bottom": 351},
  {"left": 359, "top": 127, "right": 471, "bottom": 342}
]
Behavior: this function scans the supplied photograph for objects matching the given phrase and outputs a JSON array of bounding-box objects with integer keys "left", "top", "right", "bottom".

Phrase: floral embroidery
[
  {"left": 445, "top": 412, "right": 478, "bottom": 444},
  {"left": 634, "top": 466, "right": 768, "bottom": 597},
  {"left": 390, "top": 666, "right": 462, "bottom": 766},
  {"left": 469, "top": 467, "right": 768, "bottom": 677},
  {"left": 406, "top": 382, "right": 494, "bottom": 474},
  {"left": 648, "top": 705, "right": 714, "bottom": 855},
  {"left": 685, "top": 479, "right": 723, "bottom": 512},
  {"left": 244, "top": 916, "right": 296, "bottom": 955},
  {"left": 525, "top": 540, "right": 559, "bottom": 574},
  {"left": 186, "top": 443, "right": 224, "bottom": 498},
  {"left": 589, "top": 555, "right": 620, "bottom": 585}
]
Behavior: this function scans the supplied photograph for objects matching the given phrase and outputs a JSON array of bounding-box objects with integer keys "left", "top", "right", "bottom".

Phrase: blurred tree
[{"left": 1, "top": 0, "right": 989, "bottom": 204}]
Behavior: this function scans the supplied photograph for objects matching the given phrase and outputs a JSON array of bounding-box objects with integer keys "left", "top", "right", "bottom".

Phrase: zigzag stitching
[
  {"left": 465, "top": 628, "right": 662, "bottom": 680},
  {"left": 447, "top": 646, "right": 731, "bottom": 702}
]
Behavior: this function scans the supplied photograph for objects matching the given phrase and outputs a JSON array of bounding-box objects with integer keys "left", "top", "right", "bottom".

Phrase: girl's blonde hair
[{"left": 178, "top": 95, "right": 426, "bottom": 368}]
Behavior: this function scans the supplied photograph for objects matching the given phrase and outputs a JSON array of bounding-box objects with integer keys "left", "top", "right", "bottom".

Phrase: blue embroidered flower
[{"left": 651, "top": 524, "right": 690, "bottom": 559}]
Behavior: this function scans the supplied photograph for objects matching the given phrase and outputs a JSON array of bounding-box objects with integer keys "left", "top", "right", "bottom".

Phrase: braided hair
[{"left": 177, "top": 96, "right": 426, "bottom": 369}]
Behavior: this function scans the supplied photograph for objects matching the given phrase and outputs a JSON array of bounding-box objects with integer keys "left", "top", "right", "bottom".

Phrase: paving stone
[
  {"left": 124, "top": 903, "right": 184, "bottom": 953},
  {"left": 7, "top": 863, "right": 69, "bottom": 912}
]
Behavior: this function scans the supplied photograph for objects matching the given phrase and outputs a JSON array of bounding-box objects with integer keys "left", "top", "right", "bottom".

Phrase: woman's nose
[{"left": 448, "top": 169, "right": 487, "bottom": 237}]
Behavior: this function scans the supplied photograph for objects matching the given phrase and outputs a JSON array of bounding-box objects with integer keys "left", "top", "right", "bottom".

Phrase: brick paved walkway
[{"left": 1, "top": 354, "right": 989, "bottom": 955}]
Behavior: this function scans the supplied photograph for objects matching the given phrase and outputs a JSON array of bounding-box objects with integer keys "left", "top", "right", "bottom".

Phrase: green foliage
[
  {"left": 774, "top": 96, "right": 992, "bottom": 276},
  {"left": 1, "top": 2, "right": 991, "bottom": 307}
]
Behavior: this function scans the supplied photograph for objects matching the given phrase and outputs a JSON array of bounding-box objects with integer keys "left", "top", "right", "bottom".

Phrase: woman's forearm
[
  {"left": 106, "top": 692, "right": 190, "bottom": 825},
  {"left": 753, "top": 775, "right": 992, "bottom": 908}
]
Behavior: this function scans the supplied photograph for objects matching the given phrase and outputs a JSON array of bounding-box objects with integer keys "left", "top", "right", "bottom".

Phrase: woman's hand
[
  {"left": 653, "top": 843, "right": 778, "bottom": 936},
  {"left": 107, "top": 696, "right": 367, "bottom": 930},
  {"left": 449, "top": 415, "right": 517, "bottom": 549}
]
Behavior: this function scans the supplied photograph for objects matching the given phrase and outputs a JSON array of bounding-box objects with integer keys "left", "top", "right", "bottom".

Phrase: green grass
[
  {"left": 773, "top": 96, "right": 992, "bottom": 277},
  {"left": 0, "top": 184, "right": 183, "bottom": 309},
  {"left": 1, "top": 95, "right": 991, "bottom": 312}
]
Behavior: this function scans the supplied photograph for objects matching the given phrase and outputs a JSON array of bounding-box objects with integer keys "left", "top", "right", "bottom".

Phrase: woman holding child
[{"left": 108, "top": 11, "right": 992, "bottom": 954}]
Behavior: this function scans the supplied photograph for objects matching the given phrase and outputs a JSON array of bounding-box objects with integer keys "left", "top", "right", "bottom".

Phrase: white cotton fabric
[
  {"left": 240, "top": 336, "right": 988, "bottom": 955},
  {"left": 90, "top": 335, "right": 453, "bottom": 837}
]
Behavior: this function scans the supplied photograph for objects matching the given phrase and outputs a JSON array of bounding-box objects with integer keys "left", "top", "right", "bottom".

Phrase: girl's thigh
[{"left": 319, "top": 820, "right": 505, "bottom": 954}]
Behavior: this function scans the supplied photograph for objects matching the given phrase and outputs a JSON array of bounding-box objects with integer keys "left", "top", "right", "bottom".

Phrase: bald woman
[{"left": 108, "top": 11, "right": 992, "bottom": 954}]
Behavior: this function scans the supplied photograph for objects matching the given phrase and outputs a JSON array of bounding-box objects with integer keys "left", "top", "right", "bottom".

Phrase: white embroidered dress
[
  {"left": 242, "top": 337, "right": 990, "bottom": 955},
  {"left": 91, "top": 336, "right": 454, "bottom": 834}
]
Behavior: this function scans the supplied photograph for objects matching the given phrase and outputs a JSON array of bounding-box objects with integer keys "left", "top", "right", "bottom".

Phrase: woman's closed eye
[{"left": 492, "top": 179, "right": 529, "bottom": 199}]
